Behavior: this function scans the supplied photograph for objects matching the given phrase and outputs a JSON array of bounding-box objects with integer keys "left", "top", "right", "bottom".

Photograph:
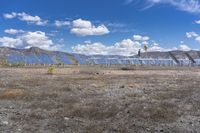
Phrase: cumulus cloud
[
  {"left": 186, "top": 31, "right": 200, "bottom": 43},
  {"left": 0, "top": 37, "right": 23, "bottom": 48},
  {"left": 133, "top": 35, "right": 150, "bottom": 41},
  {"left": 72, "top": 34, "right": 170, "bottom": 56},
  {"left": 72, "top": 39, "right": 192, "bottom": 55},
  {"left": 72, "top": 41, "right": 140, "bottom": 56},
  {"left": 72, "top": 39, "right": 141, "bottom": 56},
  {"left": 55, "top": 20, "right": 70, "bottom": 27},
  {"left": 3, "top": 12, "right": 48, "bottom": 26},
  {"left": 72, "top": 33, "right": 193, "bottom": 56},
  {"left": 186, "top": 32, "right": 198, "bottom": 38},
  {"left": 3, "top": 12, "right": 17, "bottom": 19},
  {"left": 4, "top": 29, "right": 25, "bottom": 35},
  {"left": 0, "top": 31, "right": 62, "bottom": 51},
  {"left": 179, "top": 44, "right": 191, "bottom": 51},
  {"left": 148, "top": 42, "right": 168, "bottom": 52},
  {"left": 70, "top": 19, "right": 110, "bottom": 36},
  {"left": 195, "top": 20, "right": 200, "bottom": 24}
]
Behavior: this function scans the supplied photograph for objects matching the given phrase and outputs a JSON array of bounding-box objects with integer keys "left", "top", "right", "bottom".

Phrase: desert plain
[{"left": 0, "top": 65, "right": 200, "bottom": 133}]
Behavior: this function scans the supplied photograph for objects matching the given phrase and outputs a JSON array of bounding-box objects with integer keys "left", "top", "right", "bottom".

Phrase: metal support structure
[
  {"left": 85, "top": 56, "right": 200, "bottom": 66},
  {"left": 169, "top": 52, "right": 180, "bottom": 64},
  {"left": 184, "top": 52, "right": 196, "bottom": 64}
]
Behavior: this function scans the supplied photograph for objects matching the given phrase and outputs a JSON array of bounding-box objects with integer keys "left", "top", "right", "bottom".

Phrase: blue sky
[{"left": 1, "top": 0, "right": 200, "bottom": 55}]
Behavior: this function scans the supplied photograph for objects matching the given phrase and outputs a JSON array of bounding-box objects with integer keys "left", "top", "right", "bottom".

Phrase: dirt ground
[{"left": 0, "top": 66, "right": 200, "bottom": 133}]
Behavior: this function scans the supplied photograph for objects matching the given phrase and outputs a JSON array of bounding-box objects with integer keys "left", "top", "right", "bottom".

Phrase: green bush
[{"left": 47, "top": 66, "right": 56, "bottom": 75}]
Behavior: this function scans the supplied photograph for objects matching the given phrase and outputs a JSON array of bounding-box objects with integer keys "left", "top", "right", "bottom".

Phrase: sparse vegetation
[
  {"left": 0, "top": 89, "right": 25, "bottom": 99},
  {"left": 0, "top": 59, "right": 9, "bottom": 67},
  {"left": 10, "top": 62, "right": 25, "bottom": 67},
  {"left": 47, "top": 66, "right": 56, "bottom": 75},
  {"left": 0, "top": 66, "right": 200, "bottom": 132},
  {"left": 0, "top": 60, "right": 27, "bottom": 67}
]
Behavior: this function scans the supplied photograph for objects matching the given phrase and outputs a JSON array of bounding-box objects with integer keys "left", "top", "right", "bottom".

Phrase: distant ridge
[
  {"left": 0, "top": 47, "right": 78, "bottom": 65},
  {"left": 0, "top": 46, "right": 200, "bottom": 65}
]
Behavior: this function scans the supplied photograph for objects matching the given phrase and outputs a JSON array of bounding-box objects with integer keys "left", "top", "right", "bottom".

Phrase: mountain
[
  {"left": 0, "top": 47, "right": 78, "bottom": 65},
  {"left": 0, "top": 47, "right": 200, "bottom": 65}
]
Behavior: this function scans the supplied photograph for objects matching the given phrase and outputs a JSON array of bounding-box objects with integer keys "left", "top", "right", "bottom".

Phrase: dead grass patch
[
  {"left": 126, "top": 93, "right": 143, "bottom": 98},
  {"left": 127, "top": 83, "right": 141, "bottom": 88},
  {"left": 0, "top": 89, "right": 26, "bottom": 99}
]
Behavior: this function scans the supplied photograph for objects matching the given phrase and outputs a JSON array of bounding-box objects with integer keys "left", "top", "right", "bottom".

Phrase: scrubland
[{"left": 0, "top": 66, "right": 200, "bottom": 132}]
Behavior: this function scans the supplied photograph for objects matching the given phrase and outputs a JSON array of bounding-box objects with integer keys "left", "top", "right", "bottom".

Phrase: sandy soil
[{"left": 0, "top": 66, "right": 200, "bottom": 133}]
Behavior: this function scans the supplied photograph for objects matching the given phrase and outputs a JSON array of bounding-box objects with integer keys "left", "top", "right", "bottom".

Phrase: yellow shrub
[{"left": 47, "top": 66, "right": 56, "bottom": 75}]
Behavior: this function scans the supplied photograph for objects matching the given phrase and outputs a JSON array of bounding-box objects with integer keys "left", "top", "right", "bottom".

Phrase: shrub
[
  {"left": 0, "top": 59, "right": 9, "bottom": 67},
  {"left": 47, "top": 66, "right": 56, "bottom": 75}
]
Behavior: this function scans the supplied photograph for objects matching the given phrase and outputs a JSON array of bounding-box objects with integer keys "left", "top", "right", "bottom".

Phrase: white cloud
[
  {"left": 55, "top": 20, "right": 70, "bottom": 27},
  {"left": 125, "top": 0, "right": 200, "bottom": 14},
  {"left": 72, "top": 33, "right": 193, "bottom": 55},
  {"left": 4, "top": 29, "right": 25, "bottom": 35},
  {"left": 148, "top": 0, "right": 200, "bottom": 13},
  {"left": 3, "top": 12, "right": 17, "bottom": 19},
  {"left": 72, "top": 39, "right": 192, "bottom": 55},
  {"left": 20, "top": 31, "right": 54, "bottom": 49},
  {"left": 179, "top": 44, "right": 191, "bottom": 51},
  {"left": 195, "top": 36, "right": 200, "bottom": 43},
  {"left": 186, "top": 32, "right": 198, "bottom": 38},
  {"left": 0, "top": 37, "right": 23, "bottom": 48},
  {"left": 72, "top": 39, "right": 141, "bottom": 56},
  {"left": 133, "top": 35, "right": 150, "bottom": 41},
  {"left": 0, "top": 31, "right": 62, "bottom": 51},
  {"left": 148, "top": 42, "right": 169, "bottom": 52},
  {"left": 72, "top": 19, "right": 92, "bottom": 28},
  {"left": 142, "top": 41, "right": 149, "bottom": 45},
  {"left": 70, "top": 19, "right": 110, "bottom": 36},
  {"left": 3, "top": 12, "right": 48, "bottom": 26},
  {"left": 72, "top": 35, "right": 170, "bottom": 56},
  {"left": 186, "top": 31, "right": 200, "bottom": 44},
  {"left": 195, "top": 20, "right": 200, "bottom": 24},
  {"left": 18, "top": 12, "right": 48, "bottom": 26},
  {"left": 84, "top": 40, "right": 92, "bottom": 44}
]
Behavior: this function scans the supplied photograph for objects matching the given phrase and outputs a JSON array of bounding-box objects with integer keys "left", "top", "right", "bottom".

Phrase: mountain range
[{"left": 0, "top": 46, "right": 200, "bottom": 65}]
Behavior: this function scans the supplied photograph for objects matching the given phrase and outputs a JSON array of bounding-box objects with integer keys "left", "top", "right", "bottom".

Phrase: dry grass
[
  {"left": 1, "top": 67, "right": 200, "bottom": 132},
  {"left": 0, "top": 89, "right": 26, "bottom": 99},
  {"left": 127, "top": 83, "right": 141, "bottom": 88},
  {"left": 126, "top": 92, "right": 143, "bottom": 98},
  {"left": 47, "top": 66, "right": 56, "bottom": 75},
  {"left": 70, "top": 103, "right": 119, "bottom": 120}
]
